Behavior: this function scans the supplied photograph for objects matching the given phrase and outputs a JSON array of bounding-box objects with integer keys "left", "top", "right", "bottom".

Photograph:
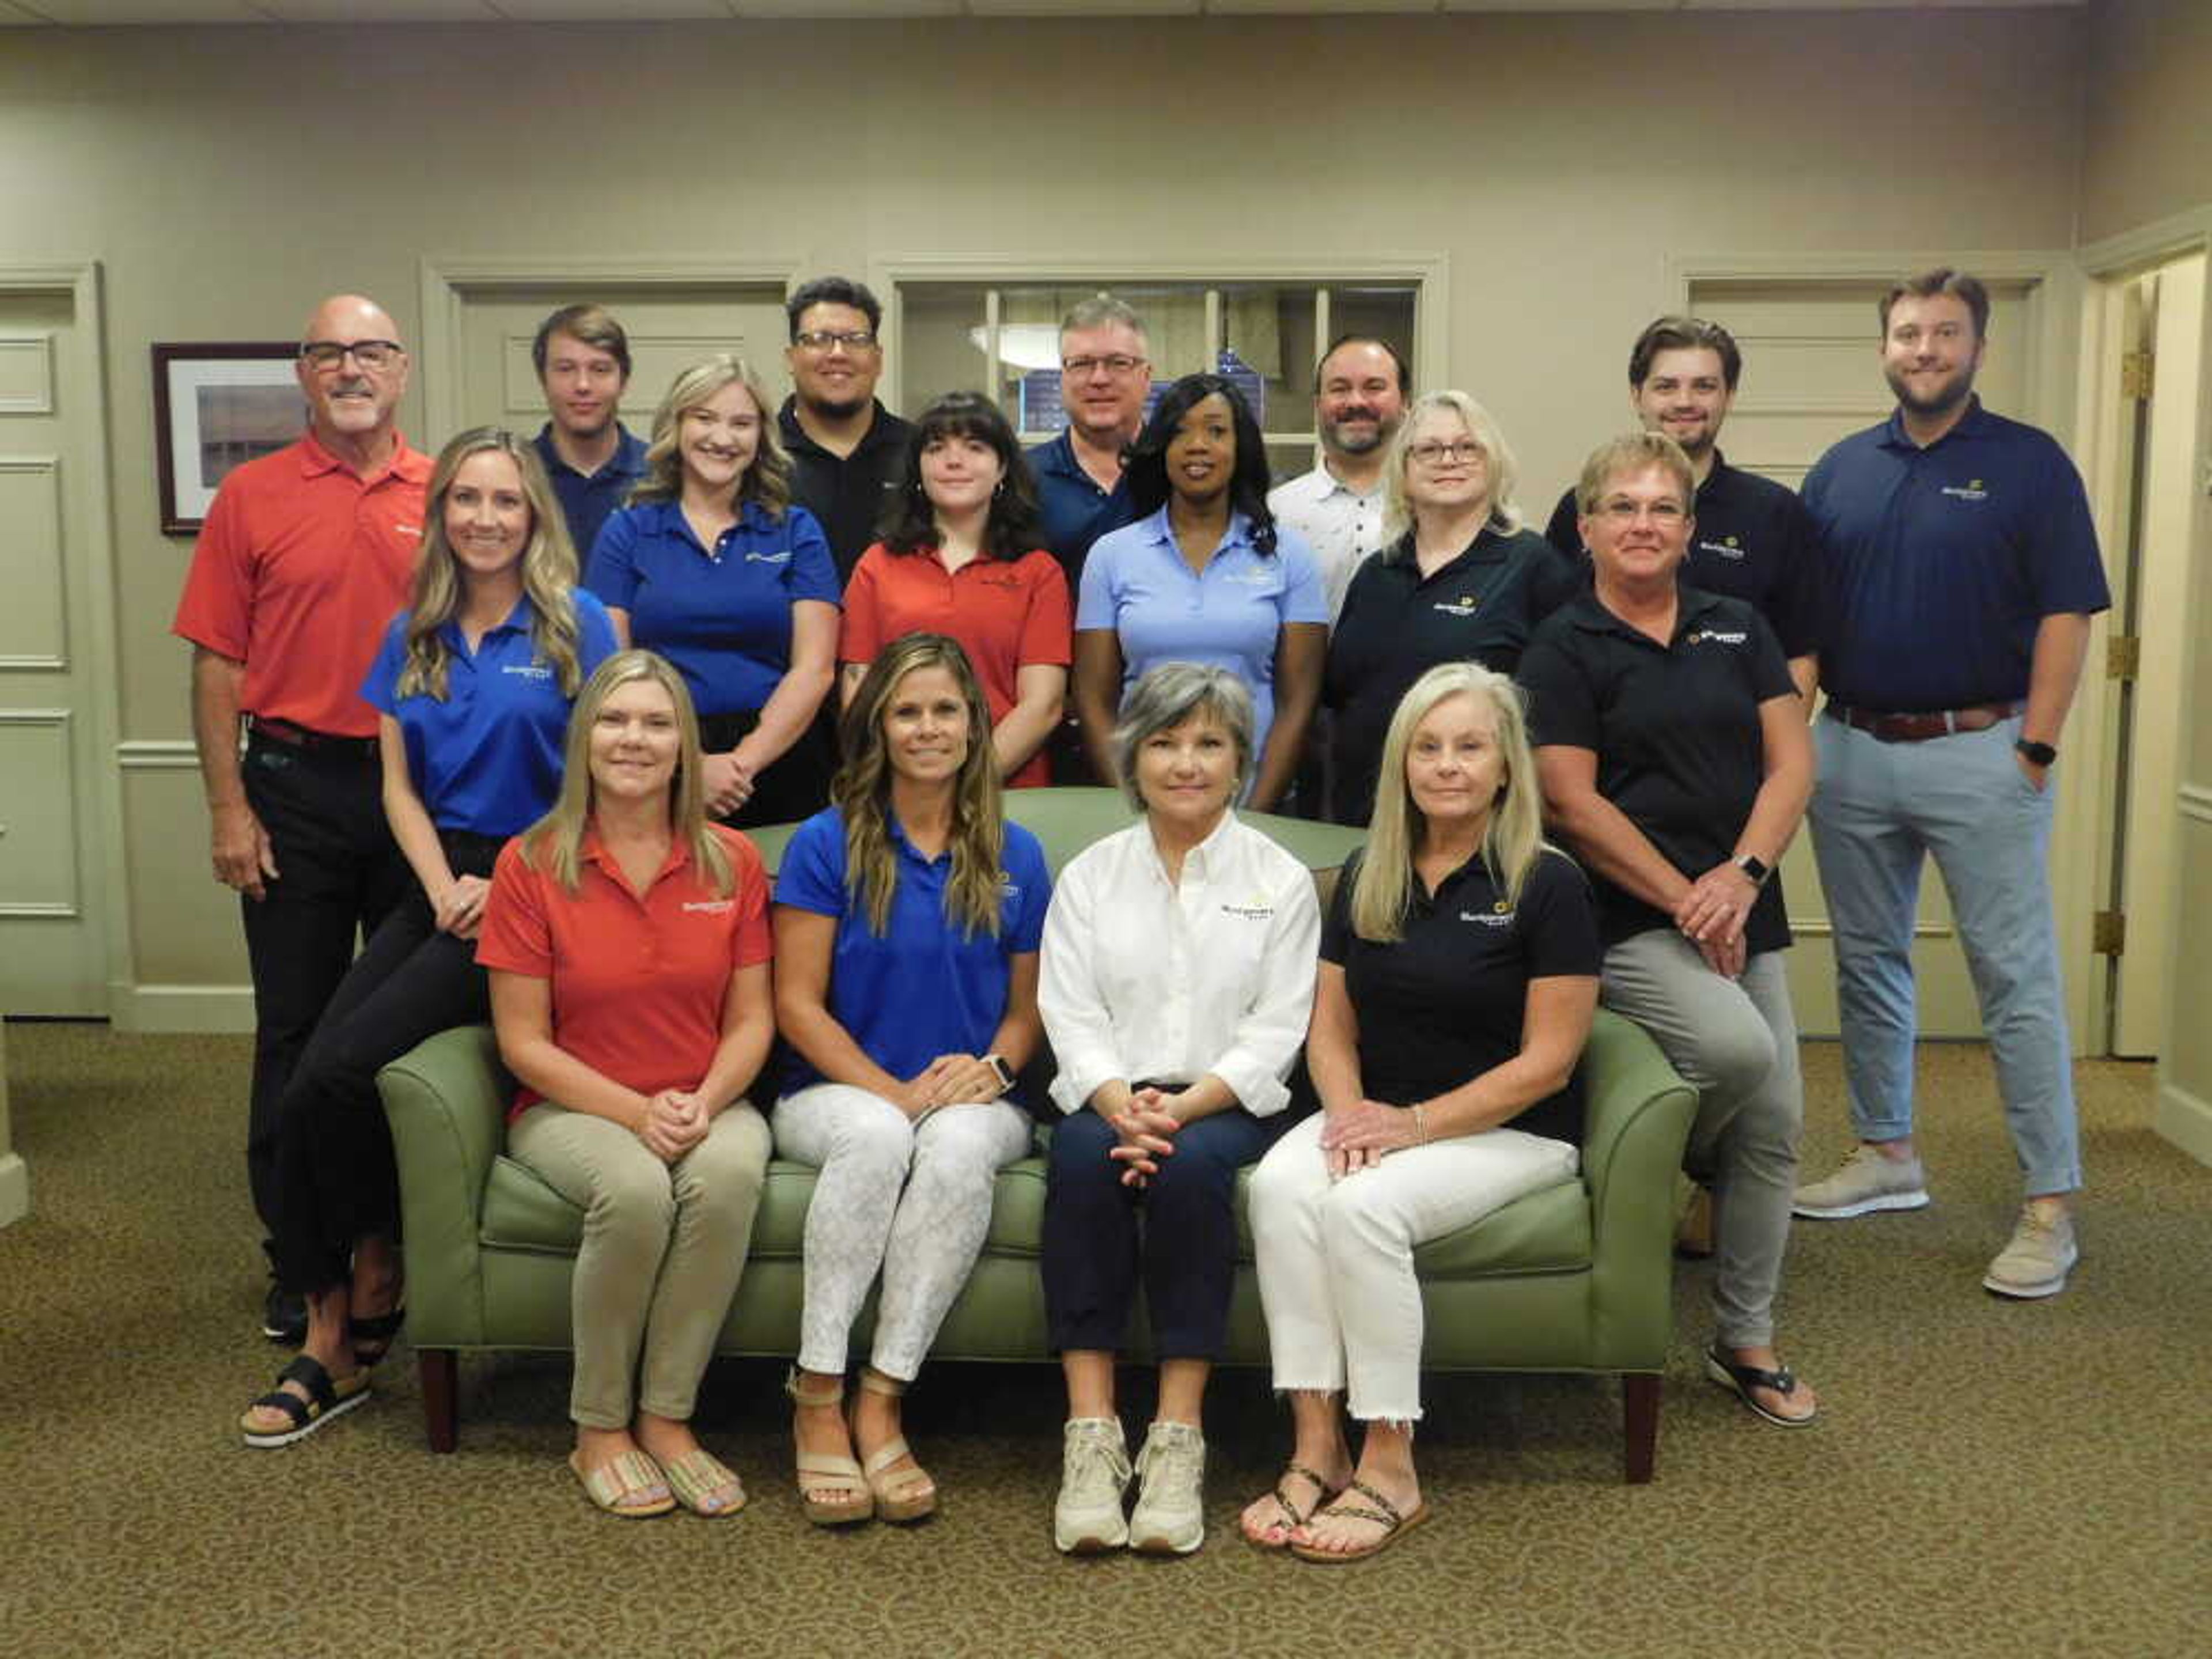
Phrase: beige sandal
[
  {"left": 854, "top": 1366, "right": 938, "bottom": 1524},
  {"left": 569, "top": 1449, "right": 675, "bottom": 1520},
  {"left": 786, "top": 1368, "right": 873, "bottom": 1526},
  {"left": 660, "top": 1446, "right": 747, "bottom": 1517}
]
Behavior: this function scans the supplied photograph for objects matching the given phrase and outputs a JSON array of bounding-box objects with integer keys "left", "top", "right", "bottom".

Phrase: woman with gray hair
[
  {"left": 1323, "top": 390, "right": 1575, "bottom": 826},
  {"left": 1038, "top": 662, "right": 1322, "bottom": 1557}
]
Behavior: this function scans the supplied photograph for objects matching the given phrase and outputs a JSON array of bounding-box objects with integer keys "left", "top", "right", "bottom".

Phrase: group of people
[{"left": 180, "top": 264, "right": 2107, "bottom": 1555}]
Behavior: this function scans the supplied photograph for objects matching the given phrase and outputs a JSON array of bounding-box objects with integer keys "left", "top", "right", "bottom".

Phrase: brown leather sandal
[{"left": 1288, "top": 1479, "right": 1431, "bottom": 1563}]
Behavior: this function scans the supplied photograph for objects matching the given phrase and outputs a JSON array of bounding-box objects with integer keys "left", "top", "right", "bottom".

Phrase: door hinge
[
  {"left": 2107, "top": 634, "right": 2142, "bottom": 680},
  {"left": 2093, "top": 910, "right": 2127, "bottom": 956},
  {"left": 2122, "top": 351, "right": 2155, "bottom": 400}
]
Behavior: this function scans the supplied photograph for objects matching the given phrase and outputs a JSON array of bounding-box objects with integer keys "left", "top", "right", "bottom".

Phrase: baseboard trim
[
  {"left": 2154, "top": 1080, "right": 2212, "bottom": 1169},
  {"left": 114, "top": 984, "right": 253, "bottom": 1034},
  {"left": 0, "top": 1152, "right": 28, "bottom": 1228}
]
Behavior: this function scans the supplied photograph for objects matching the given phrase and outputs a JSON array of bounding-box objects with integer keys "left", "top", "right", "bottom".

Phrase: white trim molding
[
  {"left": 2155, "top": 1080, "right": 2212, "bottom": 1169},
  {"left": 0, "top": 332, "right": 56, "bottom": 416},
  {"left": 0, "top": 1153, "right": 26, "bottom": 1229},
  {"left": 111, "top": 982, "right": 254, "bottom": 1036},
  {"left": 2178, "top": 783, "right": 2212, "bottom": 827},
  {"left": 115, "top": 739, "right": 201, "bottom": 771}
]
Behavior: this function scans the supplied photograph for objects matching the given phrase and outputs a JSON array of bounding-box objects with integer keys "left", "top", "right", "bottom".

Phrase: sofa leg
[
  {"left": 1622, "top": 1373, "right": 1660, "bottom": 1483},
  {"left": 420, "top": 1349, "right": 459, "bottom": 1453}
]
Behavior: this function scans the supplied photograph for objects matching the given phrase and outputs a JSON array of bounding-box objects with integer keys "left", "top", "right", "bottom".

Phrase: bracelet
[{"left": 1410, "top": 1104, "right": 1429, "bottom": 1146}]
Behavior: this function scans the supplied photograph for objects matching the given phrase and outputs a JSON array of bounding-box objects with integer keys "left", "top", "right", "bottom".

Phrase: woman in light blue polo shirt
[
  {"left": 239, "top": 427, "right": 617, "bottom": 1447},
  {"left": 1073, "top": 373, "right": 1328, "bottom": 810},
  {"left": 772, "top": 633, "right": 1052, "bottom": 1528},
  {"left": 587, "top": 354, "right": 839, "bottom": 828}
]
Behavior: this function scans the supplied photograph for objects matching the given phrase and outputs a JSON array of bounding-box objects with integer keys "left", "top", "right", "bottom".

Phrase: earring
[{"left": 992, "top": 479, "right": 1005, "bottom": 498}]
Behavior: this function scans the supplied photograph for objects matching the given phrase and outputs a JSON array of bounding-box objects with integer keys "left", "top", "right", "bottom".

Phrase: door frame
[{"left": 0, "top": 259, "right": 127, "bottom": 1021}]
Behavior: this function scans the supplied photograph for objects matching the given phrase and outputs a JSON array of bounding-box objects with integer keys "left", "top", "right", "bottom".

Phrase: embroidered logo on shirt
[
  {"left": 1698, "top": 535, "right": 1747, "bottom": 560},
  {"left": 744, "top": 549, "right": 793, "bottom": 564},
  {"left": 681, "top": 899, "right": 734, "bottom": 915},
  {"left": 1221, "top": 569, "right": 1276, "bottom": 587},
  {"left": 1431, "top": 595, "right": 1480, "bottom": 618},
  {"left": 1459, "top": 904, "right": 1514, "bottom": 927},
  {"left": 1941, "top": 479, "right": 1990, "bottom": 502},
  {"left": 998, "top": 870, "right": 1020, "bottom": 901},
  {"left": 393, "top": 522, "right": 422, "bottom": 538},
  {"left": 501, "top": 663, "right": 554, "bottom": 681},
  {"left": 1685, "top": 629, "right": 1748, "bottom": 647},
  {"left": 1219, "top": 894, "right": 1275, "bottom": 920}
]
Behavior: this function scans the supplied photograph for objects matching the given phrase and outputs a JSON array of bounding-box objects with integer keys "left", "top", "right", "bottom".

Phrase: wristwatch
[
  {"left": 2015, "top": 738, "right": 2058, "bottom": 768},
  {"left": 1733, "top": 853, "right": 1772, "bottom": 888},
  {"left": 983, "top": 1053, "right": 1016, "bottom": 1096}
]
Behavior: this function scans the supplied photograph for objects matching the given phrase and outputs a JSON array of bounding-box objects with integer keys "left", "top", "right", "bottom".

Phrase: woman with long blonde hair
[
  {"left": 239, "top": 428, "right": 617, "bottom": 1449},
  {"left": 1240, "top": 661, "right": 1601, "bottom": 1562},
  {"left": 585, "top": 353, "right": 839, "bottom": 827},
  {"left": 480, "top": 650, "right": 778, "bottom": 1518},
  {"left": 771, "top": 633, "right": 1052, "bottom": 1528}
]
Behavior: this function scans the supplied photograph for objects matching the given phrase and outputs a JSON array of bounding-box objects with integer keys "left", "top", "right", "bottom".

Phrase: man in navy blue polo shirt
[
  {"left": 1545, "top": 316, "right": 1820, "bottom": 698},
  {"left": 530, "top": 304, "right": 649, "bottom": 562},
  {"left": 1791, "top": 270, "right": 2109, "bottom": 1301}
]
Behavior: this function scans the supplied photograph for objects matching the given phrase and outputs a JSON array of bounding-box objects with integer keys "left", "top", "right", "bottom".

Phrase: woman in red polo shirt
[
  {"left": 839, "top": 392, "right": 1071, "bottom": 788},
  {"left": 478, "top": 649, "right": 777, "bottom": 1520}
]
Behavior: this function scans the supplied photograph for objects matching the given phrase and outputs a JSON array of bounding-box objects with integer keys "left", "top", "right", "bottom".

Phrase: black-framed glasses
[
  {"left": 300, "top": 339, "right": 404, "bottom": 370},
  {"left": 793, "top": 329, "right": 878, "bottom": 353}
]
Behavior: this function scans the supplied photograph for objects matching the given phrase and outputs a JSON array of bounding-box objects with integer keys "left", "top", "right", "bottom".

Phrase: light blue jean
[{"left": 1808, "top": 711, "right": 2081, "bottom": 1196}]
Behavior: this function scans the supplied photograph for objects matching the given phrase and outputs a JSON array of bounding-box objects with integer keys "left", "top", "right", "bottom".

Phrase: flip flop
[
  {"left": 1705, "top": 1344, "right": 1818, "bottom": 1427},
  {"left": 1289, "top": 1479, "right": 1430, "bottom": 1564},
  {"left": 570, "top": 1449, "right": 676, "bottom": 1519},
  {"left": 1245, "top": 1462, "right": 1342, "bottom": 1551}
]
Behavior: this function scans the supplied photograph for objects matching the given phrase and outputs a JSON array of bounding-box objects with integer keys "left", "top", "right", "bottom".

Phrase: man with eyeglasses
[
  {"left": 1544, "top": 316, "right": 1819, "bottom": 699},
  {"left": 530, "top": 302, "right": 647, "bottom": 561},
  {"left": 172, "top": 293, "right": 426, "bottom": 1346},
  {"left": 777, "top": 276, "right": 912, "bottom": 584}
]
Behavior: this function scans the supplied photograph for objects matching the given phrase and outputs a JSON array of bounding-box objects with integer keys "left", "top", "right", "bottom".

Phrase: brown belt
[{"left": 1826, "top": 701, "right": 2019, "bottom": 743}]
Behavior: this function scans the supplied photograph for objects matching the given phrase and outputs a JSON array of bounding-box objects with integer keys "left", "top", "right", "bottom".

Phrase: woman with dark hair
[
  {"left": 238, "top": 427, "right": 618, "bottom": 1447},
  {"left": 1073, "top": 373, "right": 1328, "bottom": 810},
  {"left": 773, "top": 633, "right": 1052, "bottom": 1527},
  {"left": 586, "top": 354, "right": 839, "bottom": 827},
  {"left": 482, "top": 649, "right": 777, "bottom": 1518},
  {"left": 840, "top": 392, "right": 1071, "bottom": 789}
]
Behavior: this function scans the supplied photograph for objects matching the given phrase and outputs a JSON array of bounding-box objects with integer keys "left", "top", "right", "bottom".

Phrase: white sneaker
[
  {"left": 1983, "top": 1205, "right": 2079, "bottom": 1299},
  {"left": 1053, "top": 1417, "right": 1131, "bottom": 1554},
  {"left": 1791, "top": 1144, "right": 1930, "bottom": 1219},
  {"left": 1128, "top": 1420, "right": 1206, "bottom": 1556}
]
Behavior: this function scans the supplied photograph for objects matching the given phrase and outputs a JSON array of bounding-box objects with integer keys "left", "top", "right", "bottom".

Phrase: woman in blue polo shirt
[
  {"left": 238, "top": 427, "right": 617, "bottom": 1447},
  {"left": 772, "top": 633, "right": 1051, "bottom": 1528},
  {"left": 586, "top": 354, "right": 839, "bottom": 828},
  {"left": 1073, "top": 374, "right": 1328, "bottom": 810}
]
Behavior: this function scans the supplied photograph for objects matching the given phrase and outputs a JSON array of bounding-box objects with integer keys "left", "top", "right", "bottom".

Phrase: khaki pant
[{"left": 509, "top": 1102, "right": 771, "bottom": 1429}]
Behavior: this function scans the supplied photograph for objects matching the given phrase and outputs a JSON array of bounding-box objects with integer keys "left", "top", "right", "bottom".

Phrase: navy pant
[
  {"left": 1042, "top": 1105, "right": 1291, "bottom": 1359},
  {"left": 270, "top": 831, "right": 501, "bottom": 1295},
  {"left": 240, "top": 733, "right": 408, "bottom": 1252}
]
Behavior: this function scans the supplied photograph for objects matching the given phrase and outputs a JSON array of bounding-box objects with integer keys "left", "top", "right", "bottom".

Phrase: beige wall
[
  {"left": 0, "top": 10, "right": 2088, "bottom": 1016},
  {"left": 2081, "top": 0, "right": 2212, "bottom": 244}
]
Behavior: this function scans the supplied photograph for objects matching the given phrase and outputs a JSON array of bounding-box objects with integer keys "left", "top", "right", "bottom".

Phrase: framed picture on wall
[{"left": 152, "top": 343, "right": 304, "bottom": 535}]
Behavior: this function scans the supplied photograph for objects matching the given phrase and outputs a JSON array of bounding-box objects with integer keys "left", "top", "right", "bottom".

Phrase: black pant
[
  {"left": 700, "top": 707, "right": 833, "bottom": 829},
  {"left": 240, "top": 733, "right": 409, "bottom": 1252},
  {"left": 270, "top": 829, "right": 503, "bottom": 1295},
  {"left": 1041, "top": 1104, "right": 1294, "bottom": 1358}
]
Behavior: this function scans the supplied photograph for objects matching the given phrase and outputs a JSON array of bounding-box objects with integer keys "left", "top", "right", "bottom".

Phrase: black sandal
[
  {"left": 239, "top": 1353, "right": 370, "bottom": 1449},
  {"left": 1705, "top": 1343, "right": 1817, "bottom": 1427},
  {"left": 350, "top": 1304, "right": 406, "bottom": 1369}
]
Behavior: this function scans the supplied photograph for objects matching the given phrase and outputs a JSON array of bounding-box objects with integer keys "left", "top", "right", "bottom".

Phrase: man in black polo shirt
[
  {"left": 777, "top": 276, "right": 912, "bottom": 582},
  {"left": 529, "top": 302, "right": 648, "bottom": 561},
  {"left": 1545, "top": 316, "right": 1819, "bottom": 698}
]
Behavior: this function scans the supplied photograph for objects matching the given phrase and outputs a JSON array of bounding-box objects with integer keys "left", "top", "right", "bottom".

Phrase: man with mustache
[
  {"left": 173, "top": 293, "right": 426, "bottom": 1343},
  {"left": 778, "top": 275, "right": 912, "bottom": 584},
  {"left": 1790, "top": 269, "right": 2109, "bottom": 1301},
  {"left": 529, "top": 302, "right": 647, "bottom": 562},
  {"left": 1270, "top": 334, "right": 1410, "bottom": 624},
  {"left": 1544, "top": 316, "right": 1820, "bottom": 699}
]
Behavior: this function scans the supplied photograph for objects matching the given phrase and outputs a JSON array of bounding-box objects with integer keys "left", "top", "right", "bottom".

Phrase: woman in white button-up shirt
[{"left": 1037, "top": 663, "right": 1321, "bottom": 1558}]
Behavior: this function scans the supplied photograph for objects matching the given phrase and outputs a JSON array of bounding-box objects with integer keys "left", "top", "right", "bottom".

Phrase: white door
[
  {"left": 1687, "top": 278, "right": 2035, "bottom": 1040},
  {"left": 452, "top": 284, "right": 794, "bottom": 442},
  {"left": 0, "top": 287, "right": 110, "bottom": 1014}
]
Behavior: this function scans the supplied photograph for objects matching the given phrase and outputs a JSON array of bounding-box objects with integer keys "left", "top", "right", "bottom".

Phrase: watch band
[
  {"left": 1734, "top": 853, "right": 1772, "bottom": 887},
  {"left": 2015, "top": 738, "right": 2058, "bottom": 767}
]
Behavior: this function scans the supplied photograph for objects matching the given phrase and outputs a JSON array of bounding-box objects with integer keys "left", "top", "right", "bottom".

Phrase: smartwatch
[
  {"left": 983, "top": 1053, "right": 1015, "bottom": 1096},
  {"left": 1733, "top": 853, "right": 1772, "bottom": 888},
  {"left": 2015, "top": 738, "right": 2058, "bottom": 768}
]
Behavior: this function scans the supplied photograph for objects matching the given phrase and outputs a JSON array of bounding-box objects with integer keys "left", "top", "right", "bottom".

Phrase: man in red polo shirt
[{"left": 173, "top": 293, "right": 429, "bottom": 1343}]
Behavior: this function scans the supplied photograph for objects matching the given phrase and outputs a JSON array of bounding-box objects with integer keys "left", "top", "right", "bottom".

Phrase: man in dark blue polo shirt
[
  {"left": 529, "top": 304, "right": 649, "bottom": 563},
  {"left": 777, "top": 276, "right": 912, "bottom": 584},
  {"left": 1546, "top": 316, "right": 1820, "bottom": 698},
  {"left": 1791, "top": 270, "right": 2109, "bottom": 1301}
]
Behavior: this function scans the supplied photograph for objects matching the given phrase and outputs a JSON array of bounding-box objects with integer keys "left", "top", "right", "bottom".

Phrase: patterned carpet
[{"left": 1, "top": 1022, "right": 2207, "bottom": 1659}]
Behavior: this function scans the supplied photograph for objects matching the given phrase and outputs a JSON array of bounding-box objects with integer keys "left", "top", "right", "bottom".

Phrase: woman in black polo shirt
[
  {"left": 1518, "top": 431, "right": 1819, "bottom": 1431},
  {"left": 1323, "top": 391, "right": 1575, "bottom": 826},
  {"left": 1238, "top": 661, "right": 1600, "bottom": 1562}
]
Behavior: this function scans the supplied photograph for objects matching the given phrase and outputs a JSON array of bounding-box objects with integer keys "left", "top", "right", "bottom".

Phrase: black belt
[
  {"left": 1826, "top": 701, "right": 2019, "bottom": 744},
  {"left": 248, "top": 716, "right": 379, "bottom": 759}
]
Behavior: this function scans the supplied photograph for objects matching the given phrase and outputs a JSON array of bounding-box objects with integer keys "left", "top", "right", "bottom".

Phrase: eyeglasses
[
  {"left": 300, "top": 339, "right": 404, "bottom": 371},
  {"left": 1595, "top": 498, "right": 1688, "bottom": 524},
  {"left": 1407, "top": 440, "right": 1484, "bottom": 467},
  {"left": 793, "top": 329, "right": 878, "bottom": 353},
  {"left": 1061, "top": 355, "right": 1147, "bottom": 379}
]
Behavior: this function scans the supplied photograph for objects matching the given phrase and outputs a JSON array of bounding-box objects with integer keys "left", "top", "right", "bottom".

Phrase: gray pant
[
  {"left": 1601, "top": 931, "right": 1803, "bottom": 1349},
  {"left": 509, "top": 1102, "right": 771, "bottom": 1429}
]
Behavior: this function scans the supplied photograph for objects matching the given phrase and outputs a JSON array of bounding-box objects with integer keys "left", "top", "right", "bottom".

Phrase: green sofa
[{"left": 378, "top": 789, "right": 1698, "bottom": 1480}]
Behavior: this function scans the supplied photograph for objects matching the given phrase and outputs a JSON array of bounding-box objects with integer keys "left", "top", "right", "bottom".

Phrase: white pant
[
  {"left": 774, "top": 1082, "right": 1032, "bottom": 1380},
  {"left": 1249, "top": 1112, "right": 1579, "bottom": 1423}
]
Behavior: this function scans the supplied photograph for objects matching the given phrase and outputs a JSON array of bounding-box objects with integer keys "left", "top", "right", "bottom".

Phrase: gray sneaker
[
  {"left": 1791, "top": 1145, "right": 1930, "bottom": 1219},
  {"left": 1053, "top": 1417, "right": 1131, "bottom": 1554},
  {"left": 1983, "top": 1205, "right": 2079, "bottom": 1299},
  {"left": 1128, "top": 1420, "right": 1206, "bottom": 1556}
]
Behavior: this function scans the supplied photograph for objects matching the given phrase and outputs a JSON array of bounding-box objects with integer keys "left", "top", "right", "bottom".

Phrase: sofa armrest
[
  {"left": 1576, "top": 1008, "right": 1699, "bottom": 1368},
  {"left": 378, "top": 1023, "right": 509, "bottom": 1349}
]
